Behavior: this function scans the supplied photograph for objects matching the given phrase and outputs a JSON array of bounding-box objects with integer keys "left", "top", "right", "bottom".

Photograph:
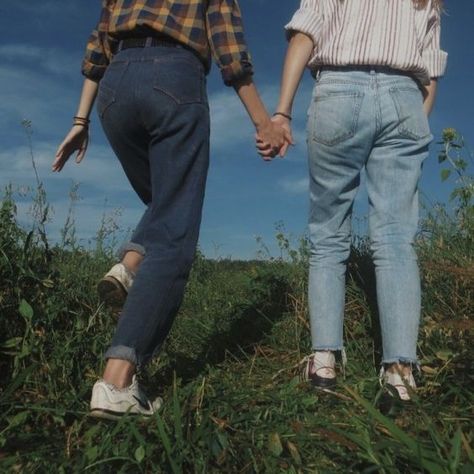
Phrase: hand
[
  {"left": 52, "top": 125, "right": 89, "bottom": 172},
  {"left": 256, "top": 115, "right": 294, "bottom": 160}
]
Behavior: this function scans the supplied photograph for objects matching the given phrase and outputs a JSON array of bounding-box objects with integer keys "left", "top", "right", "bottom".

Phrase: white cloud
[
  {"left": 0, "top": 63, "right": 78, "bottom": 136},
  {"left": 209, "top": 90, "right": 252, "bottom": 151},
  {"left": 0, "top": 44, "right": 79, "bottom": 78},
  {"left": 0, "top": 141, "right": 131, "bottom": 196}
]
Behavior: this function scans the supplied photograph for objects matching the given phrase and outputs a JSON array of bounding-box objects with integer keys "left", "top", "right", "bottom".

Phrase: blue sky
[{"left": 0, "top": 0, "right": 472, "bottom": 259}]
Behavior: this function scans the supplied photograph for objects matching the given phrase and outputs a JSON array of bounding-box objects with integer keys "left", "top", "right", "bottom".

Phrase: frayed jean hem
[
  {"left": 381, "top": 357, "right": 419, "bottom": 369},
  {"left": 312, "top": 346, "right": 344, "bottom": 351}
]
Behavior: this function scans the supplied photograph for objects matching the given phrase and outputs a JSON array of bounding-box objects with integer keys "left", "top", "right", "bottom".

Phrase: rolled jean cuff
[
  {"left": 116, "top": 242, "right": 146, "bottom": 260},
  {"left": 104, "top": 345, "right": 138, "bottom": 366}
]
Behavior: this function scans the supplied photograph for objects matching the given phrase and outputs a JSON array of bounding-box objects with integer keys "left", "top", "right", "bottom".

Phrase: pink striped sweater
[{"left": 286, "top": 0, "right": 448, "bottom": 85}]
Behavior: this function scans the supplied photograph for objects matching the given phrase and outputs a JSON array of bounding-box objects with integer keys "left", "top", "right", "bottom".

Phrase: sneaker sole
[
  {"left": 97, "top": 276, "right": 128, "bottom": 311},
  {"left": 89, "top": 408, "right": 153, "bottom": 421}
]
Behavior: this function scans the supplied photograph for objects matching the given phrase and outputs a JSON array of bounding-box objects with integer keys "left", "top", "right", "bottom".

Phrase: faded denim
[
  {"left": 307, "top": 68, "right": 433, "bottom": 365},
  {"left": 98, "top": 46, "right": 210, "bottom": 367}
]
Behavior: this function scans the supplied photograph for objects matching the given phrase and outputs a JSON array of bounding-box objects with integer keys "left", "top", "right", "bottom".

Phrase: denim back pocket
[
  {"left": 153, "top": 55, "right": 204, "bottom": 105},
  {"left": 97, "top": 60, "right": 129, "bottom": 118},
  {"left": 389, "top": 86, "right": 431, "bottom": 140},
  {"left": 311, "top": 90, "right": 364, "bottom": 146}
]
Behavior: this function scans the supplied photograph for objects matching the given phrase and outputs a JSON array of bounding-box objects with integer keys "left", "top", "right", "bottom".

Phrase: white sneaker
[
  {"left": 383, "top": 368, "right": 416, "bottom": 401},
  {"left": 90, "top": 375, "right": 162, "bottom": 420},
  {"left": 97, "top": 263, "right": 134, "bottom": 310}
]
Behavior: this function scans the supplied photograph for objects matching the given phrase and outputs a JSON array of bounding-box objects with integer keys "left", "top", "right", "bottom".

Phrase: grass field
[{"left": 0, "top": 129, "right": 472, "bottom": 472}]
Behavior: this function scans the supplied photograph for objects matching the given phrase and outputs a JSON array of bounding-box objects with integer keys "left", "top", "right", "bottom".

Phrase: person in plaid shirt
[{"left": 52, "top": 0, "right": 291, "bottom": 419}]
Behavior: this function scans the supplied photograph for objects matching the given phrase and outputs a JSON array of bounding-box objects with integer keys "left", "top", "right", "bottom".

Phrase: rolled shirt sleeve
[
  {"left": 422, "top": 7, "right": 448, "bottom": 78},
  {"left": 81, "top": 1, "right": 115, "bottom": 82},
  {"left": 285, "top": 0, "right": 324, "bottom": 46},
  {"left": 206, "top": 0, "right": 253, "bottom": 86}
]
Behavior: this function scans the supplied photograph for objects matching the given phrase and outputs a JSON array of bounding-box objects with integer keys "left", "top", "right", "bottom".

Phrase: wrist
[
  {"left": 73, "top": 116, "right": 90, "bottom": 129},
  {"left": 254, "top": 115, "right": 272, "bottom": 132},
  {"left": 275, "top": 102, "right": 292, "bottom": 117},
  {"left": 273, "top": 112, "right": 292, "bottom": 121}
]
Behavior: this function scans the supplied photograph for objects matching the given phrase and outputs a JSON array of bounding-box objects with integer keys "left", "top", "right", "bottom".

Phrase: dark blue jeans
[{"left": 98, "top": 46, "right": 210, "bottom": 367}]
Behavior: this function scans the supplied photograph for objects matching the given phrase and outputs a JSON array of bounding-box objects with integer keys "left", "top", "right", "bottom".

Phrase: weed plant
[{"left": 0, "top": 129, "right": 472, "bottom": 472}]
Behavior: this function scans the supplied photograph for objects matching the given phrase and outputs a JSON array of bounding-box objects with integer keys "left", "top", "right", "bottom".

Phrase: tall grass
[{"left": 0, "top": 128, "right": 472, "bottom": 472}]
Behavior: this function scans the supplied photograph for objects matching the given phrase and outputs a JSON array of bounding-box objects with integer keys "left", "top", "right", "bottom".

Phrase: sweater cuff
[
  {"left": 423, "top": 49, "right": 448, "bottom": 78},
  {"left": 285, "top": 8, "right": 324, "bottom": 46},
  {"left": 81, "top": 60, "right": 107, "bottom": 82},
  {"left": 220, "top": 53, "right": 254, "bottom": 87}
]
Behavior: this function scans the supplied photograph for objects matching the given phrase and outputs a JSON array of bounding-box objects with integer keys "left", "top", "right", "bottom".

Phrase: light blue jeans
[{"left": 307, "top": 68, "right": 433, "bottom": 365}]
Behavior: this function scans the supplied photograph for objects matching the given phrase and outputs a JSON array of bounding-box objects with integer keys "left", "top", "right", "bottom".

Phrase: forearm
[
  {"left": 276, "top": 32, "right": 314, "bottom": 116},
  {"left": 423, "top": 79, "right": 437, "bottom": 116},
  {"left": 75, "top": 78, "right": 100, "bottom": 119},
  {"left": 233, "top": 76, "right": 271, "bottom": 130}
]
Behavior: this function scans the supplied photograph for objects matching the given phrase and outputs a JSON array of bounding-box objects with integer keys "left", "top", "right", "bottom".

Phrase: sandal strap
[{"left": 314, "top": 365, "right": 336, "bottom": 376}]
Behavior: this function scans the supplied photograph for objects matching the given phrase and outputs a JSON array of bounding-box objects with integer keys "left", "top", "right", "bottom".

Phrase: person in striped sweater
[{"left": 258, "top": 0, "right": 447, "bottom": 402}]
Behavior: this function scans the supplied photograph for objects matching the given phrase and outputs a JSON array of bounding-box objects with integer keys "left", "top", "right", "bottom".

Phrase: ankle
[
  {"left": 103, "top": 359, "right": 136, "bottom": 389},
  {"left": 385, "top": 362, "right": 413, "bottom": 378},
  {"left": 311, "top": 351, "right": 336, "bottom": 377},
  {"left": 122, "top": 250, "right": 143, "bottom": 275}
]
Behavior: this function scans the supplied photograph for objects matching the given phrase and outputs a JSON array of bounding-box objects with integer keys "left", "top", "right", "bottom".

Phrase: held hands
[
  {"left": 255, "top": 114, "right": 294, "bottom": 161},
  {"left": 52, "top": 124, "right": 89, "bottom": 172}
]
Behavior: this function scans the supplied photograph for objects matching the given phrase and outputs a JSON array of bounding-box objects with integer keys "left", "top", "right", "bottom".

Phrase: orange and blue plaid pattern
[{"left": 82, "top": 0, "right": 253, "bottom": 85}]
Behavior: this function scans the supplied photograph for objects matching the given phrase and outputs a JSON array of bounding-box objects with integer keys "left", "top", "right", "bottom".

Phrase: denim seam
[{"left": 135, "top": 151, "right": 207, "bottom": 367}]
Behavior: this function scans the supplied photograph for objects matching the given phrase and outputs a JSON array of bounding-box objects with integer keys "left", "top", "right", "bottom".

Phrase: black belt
[
  {"left": 117, "top": 36, "right": 184, "bottom": 52},
  {"left": 317, "top": 65, "right": 416, "bottom": 79}
]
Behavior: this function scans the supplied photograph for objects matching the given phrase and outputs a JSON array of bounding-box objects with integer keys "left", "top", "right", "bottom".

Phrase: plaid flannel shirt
[{"left": 82, "top": 0, "right": 253, "bottom": 86}]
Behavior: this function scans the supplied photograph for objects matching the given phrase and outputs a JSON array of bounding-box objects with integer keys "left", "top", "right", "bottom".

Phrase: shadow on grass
[
  {"left": 157, "top": 273, "right": 290, "bottom": 384},
  {"left": 347, "top": 245, "right": 383, "bottom": 367}
]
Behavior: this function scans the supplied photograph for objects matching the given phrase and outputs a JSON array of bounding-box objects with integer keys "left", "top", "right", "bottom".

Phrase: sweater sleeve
[
  {"left": 206, "top": 0, "right": 253, "bottom": 86},
  {"left": 284, "top": 0, "right": 323, "bottom": 46},
  {"left": 81, "top": 1, "right": 116, "bottom": 82},
  {"left": 422, "top": 5, "right": 448, "bottom": 78}
]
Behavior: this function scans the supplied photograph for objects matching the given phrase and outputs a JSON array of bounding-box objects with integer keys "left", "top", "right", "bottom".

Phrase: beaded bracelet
[{"left": 73, "top": 116, "right": 90, "bottom": 128}]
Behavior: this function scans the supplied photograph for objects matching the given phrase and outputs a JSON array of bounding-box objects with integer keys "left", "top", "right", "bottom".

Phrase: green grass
[{"left": 0, "top": 128, "right": 472, "bottom": 472}]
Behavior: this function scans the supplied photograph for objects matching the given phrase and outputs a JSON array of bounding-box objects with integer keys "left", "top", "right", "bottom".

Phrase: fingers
[
  {"left": 76, "top": 147, "right": 87, "bottom": 164},
  {"left": 76, "top": 138, "right": 89, "bottom": 163},
  {"left": 279, "top": 142, "right": 290, "bottom": 158},
  {"left": 255, "top": 120, "right": 298, "bottom": 160},
  {"left": 52, "top": 144, "right": 66, "bottom": 172},
  {"left": 284, "top": 129, "right": 295, "bottom": 146},
  {"left": 52, "top": 155, "right": 66, "bottom": 172}
]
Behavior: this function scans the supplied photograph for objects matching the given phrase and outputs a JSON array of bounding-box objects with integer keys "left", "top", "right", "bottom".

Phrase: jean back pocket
[
  {"left": 389, "top": 86, "right": 431, "bottom": 140},
  {"left": 311, "top": 91, "right": 364, "bottom": 146},
  {"left": 97, "top": 61, "right": 129, "bottom": 118},
  {"left": 153, "top": 55, "right": 204, "bottom": 105}
]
